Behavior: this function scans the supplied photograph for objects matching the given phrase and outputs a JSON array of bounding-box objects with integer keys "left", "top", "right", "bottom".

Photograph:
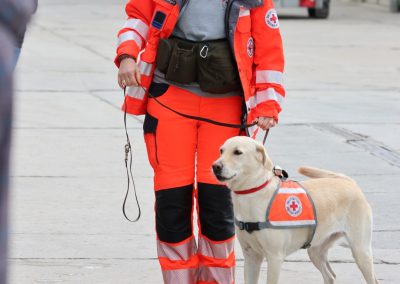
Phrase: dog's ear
[
  {"left": 256, "top": 144, "right": 272, "bottom": 170},
  {"left": 256, "top": 144, "right": 267, "bottom": 166}
]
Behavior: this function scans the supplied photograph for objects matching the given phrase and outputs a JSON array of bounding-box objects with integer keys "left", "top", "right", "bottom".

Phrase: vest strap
[{"left": 234, "top": 219, "right": 269, "bottom": 234}]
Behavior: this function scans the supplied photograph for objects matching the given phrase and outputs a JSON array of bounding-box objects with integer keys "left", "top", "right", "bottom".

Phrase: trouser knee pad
[
  {"left": 198, "top": 183, "right": 235, "bottom": 241},
  {"left": 155, "top": 185, "right": 193, "bottom": 243}
]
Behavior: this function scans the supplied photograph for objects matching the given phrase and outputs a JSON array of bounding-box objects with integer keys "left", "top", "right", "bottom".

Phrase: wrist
[{"left": 118, "top": 54, "right": 136, "bottom": 64}]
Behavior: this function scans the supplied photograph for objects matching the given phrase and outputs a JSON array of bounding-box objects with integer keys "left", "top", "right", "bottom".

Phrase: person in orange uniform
[{"left": 115, "top": 0, "right": 285, "bottom": 283}]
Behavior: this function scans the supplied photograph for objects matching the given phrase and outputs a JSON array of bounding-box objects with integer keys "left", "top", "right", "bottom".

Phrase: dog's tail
[{"left": 298, "top": 166, "right": 354, "bottom": 181}]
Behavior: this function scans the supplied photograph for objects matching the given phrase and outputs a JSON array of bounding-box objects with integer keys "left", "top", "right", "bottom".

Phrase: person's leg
[
  {"left": 196, "top": 95, "right": 243, "bottom": 284},
  {"left": 145, "top": 84, "right": 200, "bottom": 283},
  {"left": 0, "top": 27, "right": 15, "bottom": 284}
]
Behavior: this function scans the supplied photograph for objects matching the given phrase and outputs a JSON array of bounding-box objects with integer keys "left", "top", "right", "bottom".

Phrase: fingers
[
  {"left": 118, "top": 76, "right": 124, "bottom": 89},
  {"left": 118, "top": 75, "right": 128, "bottom": 89},
  {"left": 256, "top": 117, "right": 276, "bottom": 130},
  {"left": 118, "top": 73, "right": 139, "bottom": 89},
  {"left": 117, "top": 58, "right": 141, "bottom": 88},
  {"left": 135, "top": 67, "right": 142, "bottom": 85}
]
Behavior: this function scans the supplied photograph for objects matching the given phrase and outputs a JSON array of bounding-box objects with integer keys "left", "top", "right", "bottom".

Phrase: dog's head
[{"left": 212, "top": 136, "right": 273, "bottom": 189}]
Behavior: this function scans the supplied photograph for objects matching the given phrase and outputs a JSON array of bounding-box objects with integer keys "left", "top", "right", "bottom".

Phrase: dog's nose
[{"left": 212, "top": 163, "right": 223, "bottom": 175}]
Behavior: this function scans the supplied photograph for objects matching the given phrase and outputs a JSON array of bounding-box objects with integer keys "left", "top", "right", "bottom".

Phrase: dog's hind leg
[
  {"left": 345, "top": 210, "right": 379, "bottom": 284},
  {"left": 346, "top": 237, "right": 378, "bottom": 284},
  {"left": 308, "top": 245, "right": 335, "bottom": 284},
  {"left": 320, "top": 232, "right": 344, "bottom": 280},
  {"left": 243, "top": 248, "right": 264, "bottom": 284},
  {"left": 265, "top": 256, "right": 284, "bottom": 284},
  {"left": 349, "top": 244, "right": 377, "bottom": 284}
]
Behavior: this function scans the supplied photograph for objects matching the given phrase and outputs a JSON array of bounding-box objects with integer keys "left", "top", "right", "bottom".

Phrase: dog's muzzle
[
  {"left": 212, "top": 162, "right": 236, "bottom": 181},
  {"left": 212, "top": 162, "right": 223, "bottom": 176}
]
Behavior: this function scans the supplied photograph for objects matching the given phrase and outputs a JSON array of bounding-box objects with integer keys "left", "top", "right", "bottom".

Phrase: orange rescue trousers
[{"left": 143, "top": 83, "right": 243, "bottom": 284}]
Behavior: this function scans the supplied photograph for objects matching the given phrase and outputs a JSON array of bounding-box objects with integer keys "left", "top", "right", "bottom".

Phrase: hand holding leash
[
  {"left": 255, "top": 116, "right": 276, "bottom": 131},
  {"left": 118, "top": 57, "right": 141, "bottom": 88}
]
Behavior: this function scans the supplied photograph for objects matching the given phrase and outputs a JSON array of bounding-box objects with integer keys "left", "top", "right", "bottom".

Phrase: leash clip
[
  {"left": 273, "top": 165, "right": 289, "bottom": 181},
  {"left": 125, "top": 143, "right": 130, "bottom": 162},
  {"left": 200, "top": 44, "right": 209, "bottom": 58}
]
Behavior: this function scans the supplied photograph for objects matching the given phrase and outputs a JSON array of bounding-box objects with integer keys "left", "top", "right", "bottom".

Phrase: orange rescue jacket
[{"left": 115, "top": 0, "right": 285, "bottom": 132}]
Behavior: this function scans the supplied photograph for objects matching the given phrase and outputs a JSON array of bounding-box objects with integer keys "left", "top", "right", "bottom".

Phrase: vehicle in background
[
  {"left": 274, "top": 0, "right": 330, "bottom": 18},
  {"left": 390, "top": 0, "right": 400, "bottom": 12}
]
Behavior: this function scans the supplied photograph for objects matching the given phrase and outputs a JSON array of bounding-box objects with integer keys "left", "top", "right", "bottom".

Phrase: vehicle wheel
[{"left": 308, "top": 0, "right": 330, "bottom": 19}]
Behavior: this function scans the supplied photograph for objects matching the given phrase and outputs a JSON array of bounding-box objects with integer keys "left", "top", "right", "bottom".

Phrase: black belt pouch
[
  {"left": 197, "top": 41, "right": 241, "bottom": 94},
  {"left": 156, "top": 38, "right": 197, "bottom": 84},
  {"left": 156, "top": 38, "right": 175, "bottom": 74}
]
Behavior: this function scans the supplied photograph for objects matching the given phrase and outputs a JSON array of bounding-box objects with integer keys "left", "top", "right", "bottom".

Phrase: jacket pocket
[
  {"left": 143, "top": 113, "right": 159, "bottom": 169},
  {"left": 148, "top": 82, "right": 170, "bottom": 98}
]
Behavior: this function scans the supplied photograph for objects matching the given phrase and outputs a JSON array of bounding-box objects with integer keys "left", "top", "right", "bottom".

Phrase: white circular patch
[
  {"left": 247, "top": 37, "right": 254, "bottom": 58},
  {"left": 265, "top": 9, "right": 279, "bottom": 29},
  {"left": 285, "top": 196, "right": 302, "bottom": 217}
]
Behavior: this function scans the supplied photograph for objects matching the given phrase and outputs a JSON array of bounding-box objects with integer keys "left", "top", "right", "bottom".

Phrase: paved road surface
[{"left": 9, "top": 0, "right": 400, "bottom": 283}]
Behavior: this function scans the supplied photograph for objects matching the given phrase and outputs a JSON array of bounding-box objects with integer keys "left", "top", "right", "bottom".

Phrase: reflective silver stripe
[
  {"left": 246, "top": 88, "right": 284, "bottom": 110},
  {"left": 199, "top": 266, "right": 234, "bottom": 284},
  {"left": 138, "top": 61, "right": 153, "bottom": 76},
  {"left": 198, "top": 236, "right": 234, "bottom": 260},
  {"left": 122, "top": 18, "right": 149, "bottom": 39},
  {"left": 270, "top": 220, "right": 316, "bottom": 226},
  {"left": 162, "top": 268, "right": 198, "bottom": 284},
  {"left": 118, "top": 31, "right": 143, "bottom": 47},
  {"left": 279, "top": 188, "right": 306, "bottom": 194},
  {"left": 256, "top": 88, "right": 285, "bottom": 106},
  {"left": 239, "top": 8, "right": 250, "bottom": 17},
  {"left": 126, "top": 86, "right": 146, "bottom": 100},
  {"left": 256, "top": 70, "right": 284, "bottom": 85},
  {"left": 157, "top": 238, "right": 197, "bottom": 261}
]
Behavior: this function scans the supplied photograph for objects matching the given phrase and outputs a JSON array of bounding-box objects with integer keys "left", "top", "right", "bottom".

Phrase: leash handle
[{"left": 122, "top": 88, "right": 141, "bottom": 223}]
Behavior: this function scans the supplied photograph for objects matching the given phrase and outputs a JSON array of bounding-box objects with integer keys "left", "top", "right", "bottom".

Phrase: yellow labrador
[{"left": 212, "top": 136, "right": 378, "bottom": 284}]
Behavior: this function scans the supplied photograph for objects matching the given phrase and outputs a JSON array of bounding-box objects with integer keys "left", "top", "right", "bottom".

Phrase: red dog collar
[{"left": 233, "top": 180, "right": 270, "bottom": 195}]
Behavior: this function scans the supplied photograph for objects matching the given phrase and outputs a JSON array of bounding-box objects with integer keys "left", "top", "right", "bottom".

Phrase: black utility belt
[{"left": 156, "top": 37, "right": 241, "bottom": 94}]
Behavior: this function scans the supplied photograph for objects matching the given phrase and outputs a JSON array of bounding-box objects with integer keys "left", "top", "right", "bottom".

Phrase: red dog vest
[
  {"left": 267, "top": 180, "right": 317, "bottom": 228},
  {"left": 235, "top": 179, "right": 317, "bottom": 248}
]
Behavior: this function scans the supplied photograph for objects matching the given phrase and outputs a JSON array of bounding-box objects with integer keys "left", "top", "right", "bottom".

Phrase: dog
[{"left": 212, "top": 136, "right": 379, "bottom": 284}]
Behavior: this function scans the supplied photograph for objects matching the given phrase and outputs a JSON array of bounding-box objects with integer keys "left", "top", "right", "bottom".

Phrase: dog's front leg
[
  {"left": 243, "top": 248, "right": 264, "bottom": 284},
  {"left": 266, "top": 256, "right": 284, "bottom": 284}
]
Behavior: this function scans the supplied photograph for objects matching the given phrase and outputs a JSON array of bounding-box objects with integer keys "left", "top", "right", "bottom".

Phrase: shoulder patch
[{"left": 265, "top": 9, "right": 279, "bottom": 29}]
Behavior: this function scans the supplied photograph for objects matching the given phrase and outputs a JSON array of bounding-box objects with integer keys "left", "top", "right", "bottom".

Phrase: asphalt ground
[{"left": 8, "top": 0, "right": 400, "bottom": 283}]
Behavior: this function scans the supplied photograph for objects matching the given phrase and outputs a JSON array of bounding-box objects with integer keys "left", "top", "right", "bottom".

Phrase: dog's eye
[
  {"left": 220, "top": 149, "right": 224, "bottom": 154},
  {"left": 234, "top": 149, "right": 243, "bottom": 155}
]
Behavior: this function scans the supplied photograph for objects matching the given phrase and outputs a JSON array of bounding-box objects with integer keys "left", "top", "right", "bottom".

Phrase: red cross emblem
[
  {"left": 266, "top": 9, "right": 279, "bottom": 29},
  {"left": 247, "top": 37, "right": 254, "bottom": 58},
  {"left": 289, "top": 201, "right": 298, "bottom": 211},
  {"left": 270, "top": 13, "right": 278, "bottom": 24},
  {"left": 285, "top": 196, "right": 302, "bottom": 217}
]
